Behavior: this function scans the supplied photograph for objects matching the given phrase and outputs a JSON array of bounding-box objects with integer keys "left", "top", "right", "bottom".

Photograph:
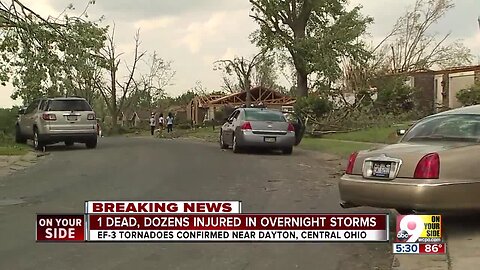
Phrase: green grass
[
  {"left": 0, "top": 144, "right": 30, "bottom": 156},
  {"left": 322, "top": 124, "right": 410, "bottom": 144},
  {"left": 184, "top": 127, "right": 218, "bottom": 143},
  {"left": 300, "top": 138, "right": 378, "bottom": 158}
]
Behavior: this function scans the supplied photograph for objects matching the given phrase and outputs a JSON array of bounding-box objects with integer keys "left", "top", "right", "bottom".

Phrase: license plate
[
  {"left": 372, "top": 162, "right": 392, "bottom": 178},
  {"left": 67, "top": 116, "right": 77, "bottom": 121},
  {"left": 264, "top": 137, "right": 276, "bottom": 143}
]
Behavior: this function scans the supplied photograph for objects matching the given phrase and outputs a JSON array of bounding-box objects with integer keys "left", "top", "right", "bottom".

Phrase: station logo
[{"left": 396, "top": 215, "right": 442, "bottom": 243}]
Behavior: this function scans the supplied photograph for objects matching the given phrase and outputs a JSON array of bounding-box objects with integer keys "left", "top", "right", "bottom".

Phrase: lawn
[
  {"left": 321, "top": 124, "right": 409, "bottom": 144},
  {"left": 0, "top": 144, "right": 30, "bottom": 156},
  {"left": 184, "top": 127, "right": 219, "bottom": 143}
]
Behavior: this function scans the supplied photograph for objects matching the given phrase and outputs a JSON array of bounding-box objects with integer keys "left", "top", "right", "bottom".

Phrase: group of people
[{"left": 150, "top": 112, "right": 174, "bottom": 135}]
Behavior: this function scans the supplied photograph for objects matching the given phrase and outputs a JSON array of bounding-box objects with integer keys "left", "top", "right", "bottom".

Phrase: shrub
[
  {"left": 294, "top": 96, "right": 333, "bottom": 119},
  {"left": 176, "top": 123, "right": 192, "bottom": 130},
  {"left": 457, "top": 83, "right": 480, "bottom": 106},
  {"left": 0, "top": 107, "right": 19, "bottom": 135},
  {"left": 214, "top": 105, "right": 235, "bottom": 121},
  {"left": 373, "top": 76, "right": 416, "bottom": 114}
]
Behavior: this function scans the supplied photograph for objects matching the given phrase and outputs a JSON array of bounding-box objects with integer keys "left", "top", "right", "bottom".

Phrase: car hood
[{"left": 351, "top": 142, "right": 480, "bottom": 179}]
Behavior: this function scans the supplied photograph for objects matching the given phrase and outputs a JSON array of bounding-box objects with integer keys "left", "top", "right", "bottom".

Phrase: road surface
[{"left": 0, "top": 137, "right": 391, "bottom": 270}]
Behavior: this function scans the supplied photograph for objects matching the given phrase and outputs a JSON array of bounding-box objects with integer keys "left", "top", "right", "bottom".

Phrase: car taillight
[
  {"left": 42, "top": 113, "right": 56, "bottom": 121},
  {"left": 414, "top": 153, "right": 440, "bottom": 179},
  {"left": 346, "top": 152, "right": 358, "bottom": 174},
  {"left": 87, "top": 113, "right": 96, "bottom": 120},
  {"left": 241, "top": 121, "right": 252, "bottom": 131},
  {"left": 288, "top": 123, "right": 295, "bottom": 132}
]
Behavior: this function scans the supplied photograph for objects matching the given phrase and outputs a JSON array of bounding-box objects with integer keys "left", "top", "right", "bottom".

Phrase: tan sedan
[{"left": 339, "top": 105, "right": 480, "bottom": 213}]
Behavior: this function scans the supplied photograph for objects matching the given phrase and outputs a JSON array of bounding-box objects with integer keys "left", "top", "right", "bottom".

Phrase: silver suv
[{"left": 15, "top": 97, "right": 98, "bottom": 150}]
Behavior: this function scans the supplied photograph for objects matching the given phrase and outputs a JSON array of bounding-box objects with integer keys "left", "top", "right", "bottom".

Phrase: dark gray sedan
[{"left": 220, "top": 108, "right": 303, "bottom": 154}]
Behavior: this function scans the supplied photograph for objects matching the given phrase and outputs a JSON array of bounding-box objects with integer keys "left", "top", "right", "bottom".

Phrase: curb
[
  {"left": 0, "top": 151, "right": 45, "bottom": 178},
  {"left": 391, "top": 254, "right": 449, "bottom": 270}
]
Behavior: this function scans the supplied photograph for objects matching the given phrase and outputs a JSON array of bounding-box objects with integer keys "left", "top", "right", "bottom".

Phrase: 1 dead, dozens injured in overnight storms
[{"left": 2, "top": 0, "right": 479, "bottom": 270}]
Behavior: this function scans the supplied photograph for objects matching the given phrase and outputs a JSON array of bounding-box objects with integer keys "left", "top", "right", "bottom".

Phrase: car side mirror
[{"left": 397, "top": 129, "right": 407, "bottom": 136}]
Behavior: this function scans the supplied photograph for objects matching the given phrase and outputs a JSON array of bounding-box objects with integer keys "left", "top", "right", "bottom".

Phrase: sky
[{"left": 1, "top": 0, "right": 479, "bottom": 108}]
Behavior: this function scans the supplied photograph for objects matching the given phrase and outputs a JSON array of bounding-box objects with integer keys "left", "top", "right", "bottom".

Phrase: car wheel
[
  {"left": 65, "top": 141, "right": 74, "bottom": 147},
  {"left": 15, "top": 125, "right": 27, "bottom": 144},
  {"left": 232, "top": 135, "right": 242, "bottom": 153},
  {"left": 282, "top": 146, "right": 293, "bottom": 155},
  {"left": 85, "top": 138, "right": 97, "bottom": 149},
  {"left": 219, "top": 131, "right": 228, "bottom": 149},
  {"left": 33, "top": 128, "right": 44, "bottom": 151}
]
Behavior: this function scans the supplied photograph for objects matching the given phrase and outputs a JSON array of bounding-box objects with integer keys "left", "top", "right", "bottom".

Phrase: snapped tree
[
  {"left": 378, "top": 0, "right": 473, "bottom": 72},
  {"left": 96, "top": 28, "right": 146, "bottom": 130},
  {"left": 249, "top": 0, "right": 372, "bottom": 97},
  {"left": 131, "top": 52, "right": 176, "bottom": 109},
  {"left": 214, "top": 51, "right": 267, "bottom": 106}
]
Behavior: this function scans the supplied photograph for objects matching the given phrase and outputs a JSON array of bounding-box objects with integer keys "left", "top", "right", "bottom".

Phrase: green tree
[
  {"left": 372, "top": 76, "right": 416, "bottom": 114},
  {"left": 173, "top": 91, "right": 195, "bottom": 106},
  {"left": 457, "top": 83, "right": 480, "bottom": 106},
  {"left": 250, "top": 0, "right": 372, "bottom": 97},
  {"left": 0, "top": 1, "right": 107, "bottom": 104}
]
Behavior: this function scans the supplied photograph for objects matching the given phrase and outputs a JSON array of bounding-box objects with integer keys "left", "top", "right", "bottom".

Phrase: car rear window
[
  {"left": 47, "top": 100, "right": 92, "bottom": 111},
  {"left": 402, "top": 114, "right": 480, "bottom": 142},
  {"left": 244, "top": 110, "right": 286, "bottom": 122}
]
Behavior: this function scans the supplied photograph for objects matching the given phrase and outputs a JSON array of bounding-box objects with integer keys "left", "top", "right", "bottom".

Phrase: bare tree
[
  {"left": 382, "top": 0, "right": 472, "bottom": 72},
  {"left": 214, "top": 51, "right": 267, "bottom": 106},
  {"left": 133, "top": 52, "right": 175, "bottom": 107},
  {"left": 96, "top": 27, "right": 146, "bottom": 129},
  {"left": 339, "top": 0, "right": 474, "bottom": 100}
]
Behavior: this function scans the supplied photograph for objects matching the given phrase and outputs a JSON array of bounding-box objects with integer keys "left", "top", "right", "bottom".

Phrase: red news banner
[{"left": 36, "top": 201, "right": 389, "bottom": 242}]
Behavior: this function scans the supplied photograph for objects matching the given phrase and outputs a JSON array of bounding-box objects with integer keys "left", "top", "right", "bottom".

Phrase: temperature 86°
[{"left": 420, "top": 243, "right": 446, "bottom": 254}]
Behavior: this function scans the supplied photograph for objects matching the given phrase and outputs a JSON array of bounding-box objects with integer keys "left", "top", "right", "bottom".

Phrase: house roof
[
  {"left": 192, "top": 94, "right": 226, "bottom": 107},
  {"left": 166, "top": 105, "right": 186, "bottom": 113},
  {"left": 209, "top": 86, "right": 295, "bottom": 106},
  {"left": 432, "top": 65, "right": 480, "bottom": 75},
  {"left": 388, "top": 65, "right": 480, "bottom": 77}
]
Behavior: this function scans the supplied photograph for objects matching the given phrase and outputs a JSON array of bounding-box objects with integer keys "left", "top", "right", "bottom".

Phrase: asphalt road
[{"left": 0, "top": 137, "right": 391, "bottom": 270}]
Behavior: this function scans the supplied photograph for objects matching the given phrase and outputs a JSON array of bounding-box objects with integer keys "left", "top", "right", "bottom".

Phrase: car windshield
[
  {"left": 402, "top": 114, "right": 480, "bottom": 143},
  {"left": 244, "top": 110, "right": 286, "bottom": 122},
  {"left": 47, "top": 100, "right": 92, "bottom": 111}
]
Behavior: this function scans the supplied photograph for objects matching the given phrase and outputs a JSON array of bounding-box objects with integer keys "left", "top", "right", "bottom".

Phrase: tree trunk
[
  {"left": 110, "top": 65, "right": 118, "bottom": 130},
  {"left": 111, "top": 110, "right": 118, "bottom": 130},
  {"left": 245, "top": 89, "right": 252, "bottom": 107},
  {"left": 245, "top": 77, "right": 252, "bottom": 107},
  {"left": 293, "top": 21, "right": 308, "bottom": 98},
  {"left": 296, "top": 70, "right": 308, "bottom": 97}
]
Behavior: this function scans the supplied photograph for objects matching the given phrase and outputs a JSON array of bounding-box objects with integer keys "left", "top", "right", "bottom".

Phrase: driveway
[{"left": 0, "top": 137, "right": 391, "bottom": 270}]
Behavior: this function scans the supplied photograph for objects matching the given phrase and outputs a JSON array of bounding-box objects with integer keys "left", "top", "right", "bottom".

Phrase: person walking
[
  {"left": 158, "top": 113, "right": 164, "bottom": 130},
  {"left": 166, "top": 112, "right": 174, "bottom": 133},
  {"left": 149, "top": 113, "right": 156, "bottom": 136}
]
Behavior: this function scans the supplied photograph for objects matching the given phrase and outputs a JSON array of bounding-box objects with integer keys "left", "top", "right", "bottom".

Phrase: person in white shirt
[
  {"left": 149, "top": 113, "right": 156, "bottom": 135},
  {"left": 166, "top": 112, "right": 174, "bottom": 133},
  {"left": 158, "top": 113, "right": 164, "bottom": 130}
]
